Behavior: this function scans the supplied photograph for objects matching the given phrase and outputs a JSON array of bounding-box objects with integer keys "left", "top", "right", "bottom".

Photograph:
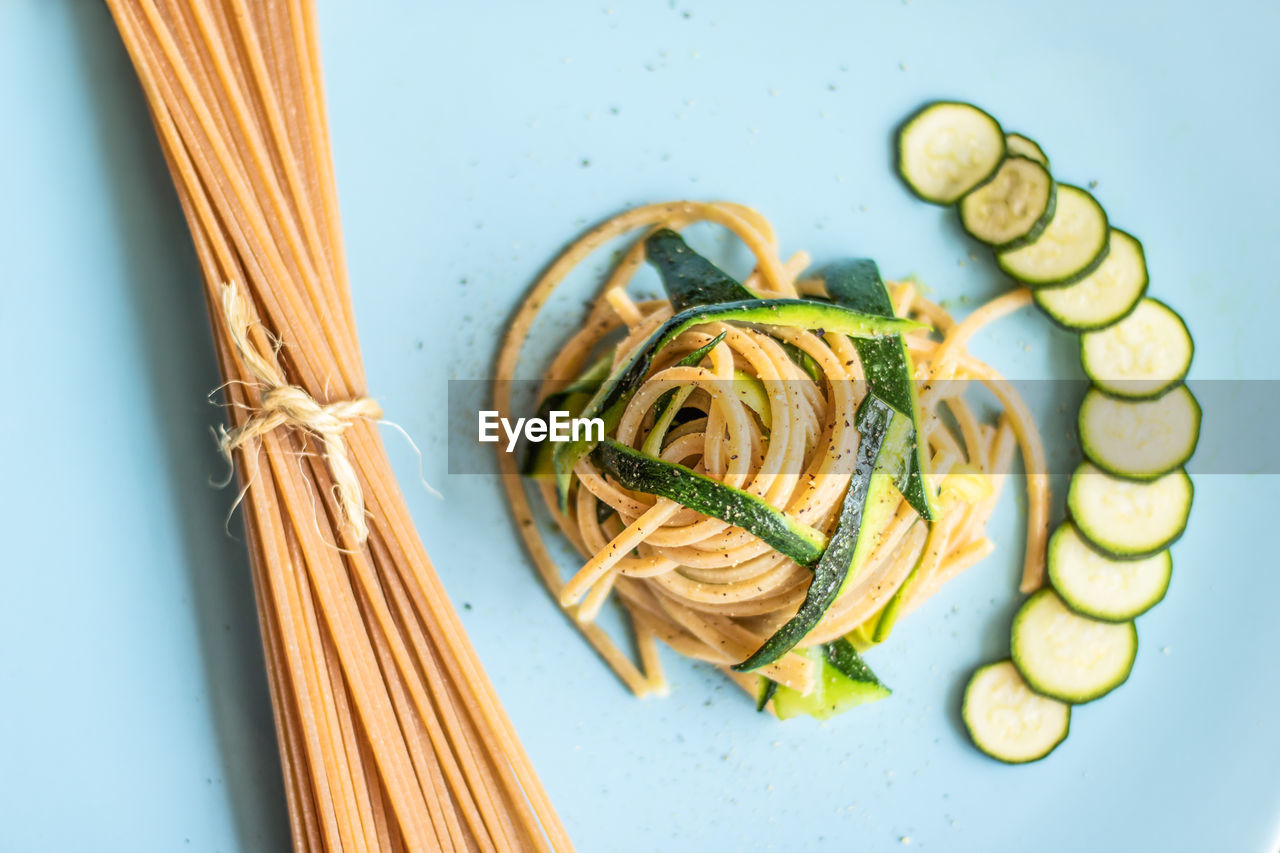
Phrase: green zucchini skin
[
  {"left": 755, "top": 677, "right": 779, "bottom": 712},
  {"left": 769, "top": 641, "right": 890, "bottom": 720},
  {"left": 591, "top": 438, "right": 827, "bottom": 566},
  {"left": 1004, "top": 235, "right": 1110, "bottom": 289},
  {"left": 1067, "top": 463, "right": 1194, "bottom": 560},
  {"left": 1011, "top": 589, "right": 1138, "bottom": 704},
  {"left": 996, "top": 184, "right": 1110, "bottom": 287},
  {"left": 1004, "top": 133, "right": 1049, "bottom": 168},
  {"left": 959, "top": 157, "right": 1057, "bottom": 252},
  {"left": 1079, "top": 298, "right": 1194, "bottom": 401},
  {"left": 1047, "top": 522, "right": 1172, "bottom": 622},
  {"left": 1077, "top": 384, "right": 1201, "bottom": 482},
  {"left": 823, "top": 637, "right": 885, "bottom": 687},
  {"left": 552, "top": 296, "right": 924, "bottom": 508},
  {"left": 645, "top": 228, "right": 756, "bottom": 311},
  {"left": 963, "top": 660, "right": 1070, "bottom": 764},
  {"left": 734, "top": 396, "right": 894, "bottom": 672},
  {"left": 641, "top": 230, "right": 758, "bottom": 455},
  {"left": 895, "top": 100, "right": 1007, "bottom": 205},
  {"left": 780, "top": 341, "right": 823, "bottom": 382},
  {"left": 1033, "top": 229, "right": 1149, "bottom": 333},
  {"left": 812, "top": 260, "right": 938, "bottom": 521}
]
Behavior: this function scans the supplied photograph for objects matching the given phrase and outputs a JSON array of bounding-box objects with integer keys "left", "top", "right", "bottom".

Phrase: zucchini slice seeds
[
  {"left": 996, "top": 184, "right": 1109, "bottom": 286},
  {"left": 959, "top": 156, "right": 1056, "bottom": 249},
  {"left": 963, "top": 659, "right": 1070, "bottom": 763},
  {"left": 1078, "top": 384, "right": 1201, "bottom": 481},
  {"left": 1080, "top": 298, "right": 1193, "bottom": 399},
  {"left": 1067, "top": 462, "right": 1193, "bottom": 559},
  {"left": 1011, "top": 589, "right": 1138, "bottom": 704},
  {"left": 896, "top": 101, "right": 1006, "bottom": 205},
  {"left": 1048, "top": 522, "right": 1171, "bottom": 622},
  {"left": 1034, "top": 229, "right": 1148, "bottom": 332}
]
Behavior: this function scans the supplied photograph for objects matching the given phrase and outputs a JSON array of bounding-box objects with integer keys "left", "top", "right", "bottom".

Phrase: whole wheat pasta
[
  {"left": 106, "top": 1, "right": 570, "bottom": 849},
  {"left": 495, "top": 203, "right": 1050, "bottom": 699}
]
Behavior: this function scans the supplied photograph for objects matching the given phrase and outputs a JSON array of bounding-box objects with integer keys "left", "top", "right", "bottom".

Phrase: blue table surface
[{"left": 2, "top": 1, "right": 1277, "bottom": 851}]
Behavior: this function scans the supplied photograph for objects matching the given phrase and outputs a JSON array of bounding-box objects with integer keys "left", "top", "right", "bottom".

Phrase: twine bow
[{"left": 216, "top": 282, "right": 382, "bottom": 542}]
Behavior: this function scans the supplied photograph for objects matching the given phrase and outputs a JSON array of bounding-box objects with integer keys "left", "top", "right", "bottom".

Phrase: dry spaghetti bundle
[
  {"left": 496, "top": 203, "right": 1049, "bottom": 701},
  {"left": 106, "top": 1, "right": 568, "bottom": 850}
]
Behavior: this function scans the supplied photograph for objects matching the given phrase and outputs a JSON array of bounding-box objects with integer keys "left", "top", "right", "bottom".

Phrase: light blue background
[{"left": 1, "top": 1, "right": 1277, "bottom": 851}]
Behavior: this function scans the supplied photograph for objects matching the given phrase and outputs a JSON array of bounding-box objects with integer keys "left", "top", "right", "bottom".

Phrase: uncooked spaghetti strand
[
  {"left": 366, "top": 537, "right": 505, "bottom": 852},
  {"left": 262, "top": 435, "right": 437, "bottom": 850},
  {"left": 140, "top": 0, "right": 361, "bottom": 403},
  {"left": 317, "top": 596, "right": 383, "bottom": 851},
  {"left": 122, "top": 0, "right": 355, "bottom": 397},
  {"left": 211, "top": 0, "right": 320, "bottom": 265},
  {"left": 185, "top": 0, "right": 360, "bottom": 374},
  {"left": 295, "top": 507, "right": 476, "bottom": 853},
  {"left": 346, "top": 507, "right": 512, "bottom": 851},
  {"left": 235, "top": 445, "right": 349, "bottom": 849},
  {"left": 211, "top": 225, "right": 436, "bottom": 848},
  {"left": 348, "top": 430, "right": 568, "bottom": 850},
  {"left": 359, "top": 448, "right": 568, "bottom": 849},
  {"left": 112, "top": 7, "right": 341, "bottom": 421},
  {"left": 180, "top": 166, "right": 322, "bottom": 853},
  {"left": 212, "top": 262, "right": 435, "bottom": 846},
  {"left": 293, "top": 0, "right": 361, "bottom": 341},
  {"left": 196, "top": 260, "right": 352, "bottom": 851},
  {"left": 346, "top": 560, "right": 467, "bottom": 852}
]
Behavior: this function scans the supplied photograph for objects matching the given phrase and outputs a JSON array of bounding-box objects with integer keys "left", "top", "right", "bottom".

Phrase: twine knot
[{"left": 216, "top": 283, "right": 382, "bottom": 542}]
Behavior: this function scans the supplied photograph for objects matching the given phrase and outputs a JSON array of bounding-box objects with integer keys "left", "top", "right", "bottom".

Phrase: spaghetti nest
[{"left": 495, "top": 202, "right": 1048, "bottom": 700}]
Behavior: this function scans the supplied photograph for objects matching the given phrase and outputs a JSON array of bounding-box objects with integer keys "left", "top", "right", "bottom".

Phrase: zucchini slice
[
  {"left": 812, "top": 259, "right": 938, "bottom": 520},
  {"left": 1033, "top": 229, "right": 1148, "bottom": 332},
  {"left": 771, "top": 641, "right": 891, "bottom": 720},
  {"left": 963, "top": 660, "right": 1070, "bottom": 763},
  {"left": 646, "top": 228, "right": 756, "bottom": 311},
  {"left": 1067, "top": 462, "right": 1193, "bottom": 559},
  {"left": 1004, "top": 133, "right": 1048, "bottom": 167},
  {"left": 755, "top": 676, "right": 779, "bottom": 712},
  {"left": 996, "top": 184, "right": 1109, "bottom": 286},
  {"left": 1080, "top": 298, "right": 1193, "bottom": 399},
  {"left": 896, "top": 101, "right": 1006, "bottom": 205},
  {"left": 1011, "top": 589, "right": 1138, "bottom": 704},
  {"left": 1078, "top": 384, "right": 1201, "bottom": 481},
  {"left": 1048, "top": 522, "right": 1171, "bottom": 622},
  {"left": 735, "top": 396, "right": 896, "bottom": 671},
  {"left": 592, "top": 439, "right": 828, "bottom": 566},
  {"left": 959, "top": 156, "right": 1056, "bottom": 249}
]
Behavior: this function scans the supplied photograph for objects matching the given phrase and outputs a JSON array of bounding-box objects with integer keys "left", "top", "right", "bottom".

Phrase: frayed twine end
[{"left": 214, "top": 282, "right": 382, "bottom": 543}]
